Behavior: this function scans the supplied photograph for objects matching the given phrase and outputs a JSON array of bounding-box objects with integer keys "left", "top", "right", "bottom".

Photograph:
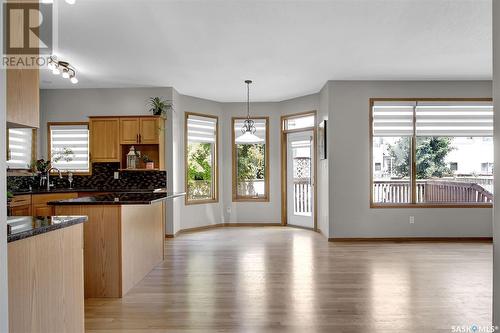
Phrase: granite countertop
[
  {"left": 47, "top": 192, "right": 186, "bottom": 206},
  {"left": 12, "top": 188, "right": 164, "bottom": 195},
  {"left": 7, "top": 216, "right": 87, "bottom": 243}
]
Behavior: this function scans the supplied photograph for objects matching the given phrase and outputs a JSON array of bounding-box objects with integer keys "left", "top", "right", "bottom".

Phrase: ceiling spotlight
[
  {"left": 47, "top": 55, "right": 78, "bottom": 84},
  {"left": 62, "top": 69, "right": 70, "bottom": 79},
  {"left": 65, "top": 0, "right": 76, "bottom": 4}
]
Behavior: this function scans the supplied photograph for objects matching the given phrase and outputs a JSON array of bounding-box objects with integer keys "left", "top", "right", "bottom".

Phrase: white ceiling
[{"left": 40, "top": 0, "right": 492, "bottom": 102}]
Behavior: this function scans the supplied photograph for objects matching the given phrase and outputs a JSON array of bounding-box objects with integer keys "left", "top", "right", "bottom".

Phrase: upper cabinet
[
  {"left": 120, "top": 118, "right": 140, "bottom": 144},
  {"left": 120, "top": 117, "right": 160, "bottom": 144},
  {"left": 89, "top": 118, "right": 120, "bottom": 162},
  {"left": 7, "top": 69, "right": 40, "bottom": 128},
  {"left": 89, "top": 116, "right": 164, "bottom": 169},
  {"left": 139, "top": 118, "right": 159, "bottom": 144}
]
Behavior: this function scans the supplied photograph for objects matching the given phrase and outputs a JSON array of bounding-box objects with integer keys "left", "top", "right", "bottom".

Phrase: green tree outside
[
  {"left": 387, "top": 137, "right": 454, "bottom": 179},
  {"left": 187, "top": 142, "right": 213, "bottom": 199},
  {"left": 237, "top": 144, "right": 265, "bottom": 181}
]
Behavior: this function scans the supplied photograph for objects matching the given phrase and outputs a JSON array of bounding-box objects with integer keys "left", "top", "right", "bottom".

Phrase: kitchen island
[
  {"left": 7, "top": 216, "right": 87, "bottom": 333},
  {"left": 50, "top": 192, "right": 184, "bottom": 298}
]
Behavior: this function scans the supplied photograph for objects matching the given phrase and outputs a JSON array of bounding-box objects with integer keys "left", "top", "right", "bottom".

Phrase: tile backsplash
[{"left": 7, "top": 163, "right": 167, "bottom": 192}]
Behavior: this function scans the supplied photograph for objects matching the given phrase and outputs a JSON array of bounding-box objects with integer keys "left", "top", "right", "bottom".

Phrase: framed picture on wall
[{"left": 318, "top": 120, "right": 327, "bottom": 159}]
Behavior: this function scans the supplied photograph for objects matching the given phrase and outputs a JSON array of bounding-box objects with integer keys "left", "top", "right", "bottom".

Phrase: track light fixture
[{"left": 48, "top": 55, "right": 79, "bottom": 84}]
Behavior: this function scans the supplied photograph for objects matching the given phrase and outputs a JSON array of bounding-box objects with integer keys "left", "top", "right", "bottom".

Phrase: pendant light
[{"left": 236, "top": 80, "right": 263, "bottom": 144}]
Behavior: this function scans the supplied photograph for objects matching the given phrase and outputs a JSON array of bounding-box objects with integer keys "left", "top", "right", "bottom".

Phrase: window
[
  {"left": 7, "top": 128, "right": 34, "bottom": 170},
  {"left": 284, "top": 114, "right": 315, "bottom": 131},
  {"left": 185, "top": 113, "right": 218, "bottom": 204},
  {"left": 481, "top": 162, "right": 494, "bottom": 174},
  {"left": 371, "top": 100, "right": 493, "bottom": 207},
  {"left": 232, "top": 117, "right": 269, "bottom": 201},
  {"left": 48, "top": 123, "right": 90, "bottom": 173}
]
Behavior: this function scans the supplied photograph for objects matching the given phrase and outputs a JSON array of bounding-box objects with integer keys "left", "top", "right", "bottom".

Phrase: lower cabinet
[
  {"left": 9, "top": 195, "right": 32, "bottom": 216},
  {"left": 8, "top": 224, "right": 84, "bottom": 333},
  {"left": 31, "top": 193, "right": 78, "bottom": 216},
  {"left": 10, "top": 205, "right": 31, "bottom": 216}
]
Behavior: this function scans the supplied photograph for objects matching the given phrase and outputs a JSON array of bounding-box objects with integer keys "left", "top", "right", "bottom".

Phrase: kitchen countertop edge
[{"left": 7, "top": 216, "right": 88, "bottom": 243}]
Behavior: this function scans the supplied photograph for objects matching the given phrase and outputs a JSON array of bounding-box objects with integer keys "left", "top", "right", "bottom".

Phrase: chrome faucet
[{"left": 46, "top": 167, "right": 62, "bottom": 191}]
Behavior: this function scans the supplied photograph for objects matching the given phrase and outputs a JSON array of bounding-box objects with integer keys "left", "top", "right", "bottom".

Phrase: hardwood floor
[{"left": 85, "top": 227, "right": 492, "bottom": 332}]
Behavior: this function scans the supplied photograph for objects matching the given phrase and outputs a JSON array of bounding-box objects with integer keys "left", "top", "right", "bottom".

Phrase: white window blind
[
  {"left": 234, "top": 118, "right": 267, "bottom": 141},
  {"left": 416, "top": 101, "right": 493, "bottom": 137},
  {"left": 7, "top": 128, "right": 32, "bottom": 169},
  {"left": 372, "top": 102, "right": 415, "bottom": 136},
  {"left": 50, "top": 124, "right": 89, "bottom": 172},
  {"left": 187, "top": 115, "right": 217, "bottom": 143}
]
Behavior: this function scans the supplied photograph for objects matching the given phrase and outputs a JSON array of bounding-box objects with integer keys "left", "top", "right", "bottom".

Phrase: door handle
[
  {"left": 139, "top": 134, "right": 142, "bottom": 143},
  {"left": 136, "top": 134, "right": 139, "bottom": 143}
]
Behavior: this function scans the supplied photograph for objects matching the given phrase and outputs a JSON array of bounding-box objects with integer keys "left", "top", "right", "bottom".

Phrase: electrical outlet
[
  {"left": 114, "top": 171, "right": 120, "bottom": 180},
  {"left": 226, "top": 207, "right": 231, "bottom": 214},
  {"left": 409, "top": 216, "right": 415, "bottom": 224}
]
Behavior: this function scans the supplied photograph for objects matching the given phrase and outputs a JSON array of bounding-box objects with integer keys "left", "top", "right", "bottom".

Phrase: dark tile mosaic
[{"left": 7, "top": 163, "right": 167, "bottom": 194}]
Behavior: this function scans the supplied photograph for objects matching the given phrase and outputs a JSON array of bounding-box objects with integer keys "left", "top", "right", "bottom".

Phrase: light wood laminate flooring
[{"left": 85, "top": 227, "right": 492, "bottom": 332}]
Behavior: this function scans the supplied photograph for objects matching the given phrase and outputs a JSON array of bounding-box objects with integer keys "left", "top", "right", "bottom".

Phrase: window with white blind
[
  {"left": 371, "top": 100, "right": 493, "bottom": 207},
  {"left": 185, "top": 113, "right": 218, "bottom": 203},
  {"left": 232, "top": 117, "right": 269, "bottom": 201},
  {"left": 7, "top": 128, "right": 33, "bottom": 170},
  {"left": 49, "top": 123, "right": 90, "bottom": 173}
]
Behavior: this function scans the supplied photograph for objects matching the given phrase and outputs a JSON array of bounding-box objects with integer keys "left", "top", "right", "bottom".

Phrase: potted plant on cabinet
[
  {"left": 148, "top": 97, "right": 173, "bottom": 118},
  {"left": 141, "top": 154, "right": 155, "bottom": 169}
]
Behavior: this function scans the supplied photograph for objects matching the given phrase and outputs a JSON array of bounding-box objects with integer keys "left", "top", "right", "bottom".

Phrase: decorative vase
[
  {"left": 127, "top": 146, "right": 137, "bottom": 169},
  {"left": 146, "top": 162, "right": 154, "bottom": 169}
]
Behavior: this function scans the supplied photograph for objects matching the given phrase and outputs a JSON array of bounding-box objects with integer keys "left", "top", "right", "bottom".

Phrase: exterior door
[{"left": 287, "top": 131, "right": 314, "bottom": 229}]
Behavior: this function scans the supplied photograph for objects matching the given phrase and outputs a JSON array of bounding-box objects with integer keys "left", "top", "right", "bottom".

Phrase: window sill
[
  {"left": 233, "top": 197, "right": 270, "bottom": 203},
  {"left": 370, "top": 203, "right": 493, "bottom": 209},
  {"left": 185, "top": 198, "right": 218, "bottom": 206}
]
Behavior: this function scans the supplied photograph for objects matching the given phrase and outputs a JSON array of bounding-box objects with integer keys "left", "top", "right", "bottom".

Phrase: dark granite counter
[
  {"left": 12, "top": 188, "right": 164, "bottom": 195},
  {"left": 47, "top": 192, "right": 186, "bottom": 206},
  {"left": 7, "top": 216, "right": 87, "bottom": 243}
]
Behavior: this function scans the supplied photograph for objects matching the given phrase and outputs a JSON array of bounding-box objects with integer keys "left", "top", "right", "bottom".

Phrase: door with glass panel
[{"left": 287, "top": 131, "right": 314, "bottom": 228}]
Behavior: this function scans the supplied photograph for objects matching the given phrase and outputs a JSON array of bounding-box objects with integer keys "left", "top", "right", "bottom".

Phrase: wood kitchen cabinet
[
  {"left": 120, "top": 117, "right": 140, "bottom": 144},
  {"left": 89, "top": 117, "right": 120, "bottom": 162},
  {"left": 31, "top": 193, "right": 78, "bottom": 216},
  {"left": 139, "top": 118, "right": 160, "bottom": 144},
  {"left": 7, "top": 69, "right": 40, "bottom": 128},
  {"left": 9, "top": 195, "right": 32, "bottom": 216},
  {"left": 120, "top": 117, "right": 160, "bottom": 144}
]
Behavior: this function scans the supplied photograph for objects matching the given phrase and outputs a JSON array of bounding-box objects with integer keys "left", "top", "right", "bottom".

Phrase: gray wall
[
  {"left": 493, "top": 0, "right": 500, "bottom": 325},
  {"left": 328, "top": 81, "right": 493, "bottom": 238},
  {"left": 0, "top": 0, "right": 8, "bottom": 329},
  {"left": 170, "top": 91, "right": 225, "bottom": 233},
  {"left": 317, "top": 84, "right": 329, "bottom": 238}
]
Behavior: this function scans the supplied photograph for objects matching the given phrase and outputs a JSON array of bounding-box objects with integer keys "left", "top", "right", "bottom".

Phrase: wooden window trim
[
  {"left": 232, "top": 116, "right": 270, "bottom": 202},
  {"left": 369, "top": 97, "right": 493, "bottom": 209},
  {"left": 47, "top": 121, "right": 91, "bottom": 176},
  {"left": 184, "top": 112, "right": 219, "bottom": 205}
]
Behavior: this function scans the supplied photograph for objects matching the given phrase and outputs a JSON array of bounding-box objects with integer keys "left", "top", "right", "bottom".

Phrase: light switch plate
[{"left": 114, "top": 171, "right": 120, "bottom": 179}]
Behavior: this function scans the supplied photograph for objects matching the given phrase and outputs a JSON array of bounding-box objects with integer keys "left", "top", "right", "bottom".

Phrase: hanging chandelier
[
  {"left": 236, "top": 80, "right": 263, "bottom": 144},
  {"left": 48, "top": 55, "right": 79, "bottom": 84}
]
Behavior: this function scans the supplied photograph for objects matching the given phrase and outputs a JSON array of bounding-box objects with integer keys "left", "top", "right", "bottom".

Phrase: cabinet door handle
[
  {"left": 139, "top": 134, "right": 142, "bottom": 143},
  {"left": 136, "top": 134, "right": 139, "bottom": 143}
]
